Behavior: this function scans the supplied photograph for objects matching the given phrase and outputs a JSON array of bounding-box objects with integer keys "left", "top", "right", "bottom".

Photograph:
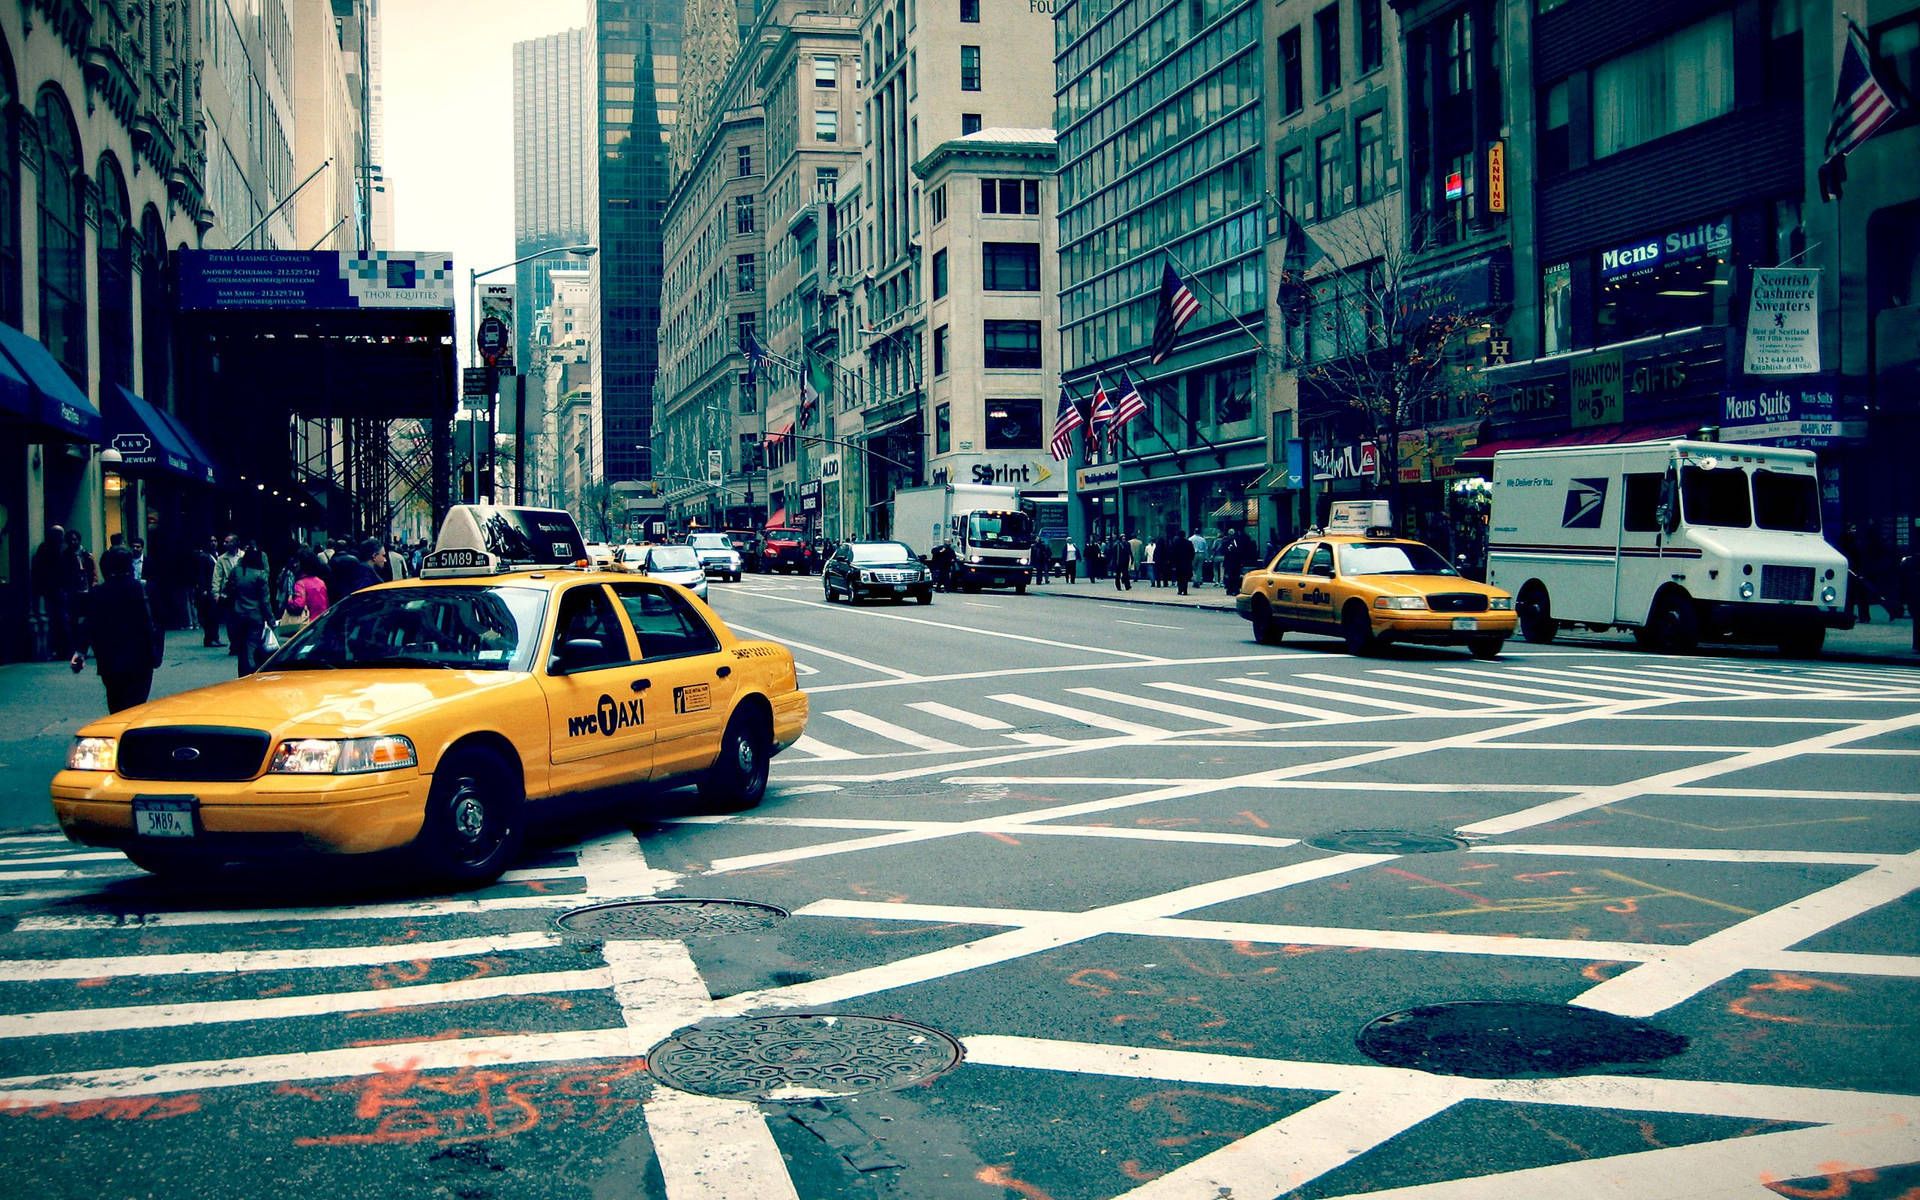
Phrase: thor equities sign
[
  {"left": 179, "top": 251, "right": 455, "bottom": 309},
  {"left": 1743, "top": 268, "right": 1821, "bottom": 375}
]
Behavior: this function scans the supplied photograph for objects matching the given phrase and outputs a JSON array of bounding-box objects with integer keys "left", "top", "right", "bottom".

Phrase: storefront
[
  {"left": 1073, "top": 454, "right": 1267, "bottom": 548},
  {"left": 1474, "top": 325, "right": 1734, "bottom": 455}
]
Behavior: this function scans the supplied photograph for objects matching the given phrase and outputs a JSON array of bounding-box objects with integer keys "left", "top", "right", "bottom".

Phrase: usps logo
[{"left": 1561, "top": 478, "right": 1608, "bottom": 529}]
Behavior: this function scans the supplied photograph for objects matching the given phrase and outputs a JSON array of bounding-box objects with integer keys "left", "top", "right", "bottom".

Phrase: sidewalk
[
  {"left": 1028, "top": 574, "right": 1920, "bottom": 665},
  {"left": 0, "top": 631, "right": 240, "bottom": 832}
]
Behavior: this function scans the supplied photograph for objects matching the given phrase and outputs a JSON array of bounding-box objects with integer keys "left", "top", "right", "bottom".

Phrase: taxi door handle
[
  {"left": 716, "top": 666, "right": 732, "bottom": 678},
  {"left": 632, "top": 678, "right": 652, "bottom": 693}
]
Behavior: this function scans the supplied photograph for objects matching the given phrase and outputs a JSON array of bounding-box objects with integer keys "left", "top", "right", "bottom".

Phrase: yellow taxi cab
[
  {"left": 50, "top": 505, "right": 809, "bottom": 886},
  {"left": 1235, "top": 502, "right": 1518, "bottom": 658}
]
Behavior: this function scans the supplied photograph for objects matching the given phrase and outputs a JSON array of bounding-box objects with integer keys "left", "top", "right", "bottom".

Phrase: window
[
  {"left": 1440, "top": 149, "right": 1475, "bottom": 242},
  {"left": 961, "top": 112, "right": 982, "bottom": 135},
  {"left": 1358, "top": 0, "right": 1383, "bottom": 74},
  {"left": 36, "top": 88, "right": 86, "bottom": 379},
  {"left": 935, "top": 402, "right": 952, "bottom": 452},
  {"left": 960, "top": 46, "right": 981, "bottom": 91},
  {"left": 1766, "top": 0, "right": 1804, "bottom": 104},
  {"left": 933, "top": 324, "right": 949, "bottom": 374},
  {"left": 1880, "top": 14, "right": 1920, "bottom": 107},
  {"left": 999, "top": 179, "right": 1021, "bottom": 212},
  {"left": 984, "top": 398, "right": 1042, "bottom": 449},
  {"left": 1355, "top": 111, "right": 1385, "bottom": 204},
  {"left": 1278, "top": 148, "right": 1307, "bottom": 218},
  {"left": 736, "top": 254, "right": 756, "bottom": 293},
  {"left": 95, "top": 158, "right": 133, "bottom": 390},
  {"left": 1623, "top": 473, "right": 1664, "bottom": 532},
  {"left": 1541, "top": 261, "right": 1572, "bottom": 355},
  {"left": 1593, "top": 14, "right": 1733, "bottom": 157},
  {"left": 961, "top": 0, "right": 979, "bottom": 20},
  {"left": 1444, "top": 10, "right": 1474, "bottom": 95},
  {"left": 736, "top": 196, "right": 755, "bottom": 233},
  {"left": 1307, "top": 544, "right": 1335, "bottom": 575},
  {"left": 1681, "top": 465, "right": 1752, "bottom": 528},
  {"left": 983, "top": 320, "right": 1041, "bottom": 368},
  {"left": 0, "top": 62, "right": 18, "bottom": 328},
  {"left": 549, "top": 586, "right": 631, "bottom": 671},
  {"left": 816, "top": 166, "right": 838, "bottom": 199},
  {"left": 611, "top": 583, "right": 720, "bottom": 660},
  {"left": 738, "top": 145, "right": 753, "bottom": 176},
  {"left": 1275, "top": 543, "right": 1313, "bottom": 574},
  {"left": 1024, "top": 179, "right": 1040, "bottom": 213},
  {"left": 930, "top": 184, "right": 947, "bottom": 225},
  {"left": 1315, "top": 5, "right": 1341, "bottom": 95},
  {"left": 983, "top": 242, "right": 1041, "bottom": 291},
  {"left": 1278, "top": 29, "right": 1303, "bottom": 115},
  {"left": 979, "top": 179, "right": 1040, "bottom": 214},
  {"left": 814, "top": 56, "right": 837, "bottom": 87},
  {"left": 932, "top": 248, "right": 948, "bottom": 298},
  {"left": 980, "top": 179, "right": 997, "bottom": 211},
  {"left": 815, "top": 110, "right": 839, "bottom": 141},
  {"left": 1539, "top": 80, "right": 1571, "bottom": 176},
  {"left": 1315, "top": 130, "right": 1345, "bottom": 215}
]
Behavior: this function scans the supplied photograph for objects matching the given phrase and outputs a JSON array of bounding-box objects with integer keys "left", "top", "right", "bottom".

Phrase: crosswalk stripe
[
  {"left": 909, "top": 701, "right": 1013, "bottom": 730},
  {"left": 791, "top": 734, "right": 860, "bottom": 760},
  {"left": 0, "top": 868, "right": 137, "bottom": 883},
  {"left": 1421, "top": 668, "right": 1630, "bottom": 705},
  {"left": 1339, "top": 672, "right": 1533, "bottom": 710},
  {"left": 1489, "top": 666, "right": 1716, "bottom": 700},
  {"left": 1581, "top": 664, "right": 1834, "bottom": 695},
  {"left": 13, "top": 890, "right": 595, "bottom": 930},
  {"left": 989, "top": 693, "right": 1170, "bottom": 738},
  {"left": 0, "top": 967, "right": 613, "bottom": 1037},
  {"left": 822, "top": 710, "right": 964, "bottom": 751},
  {"left": 0, "top": 931, "right": 563, "bottom": 982},
  {"left": 1227, "top": 676, "right": 1444, "bottom": 716},
  {"left": 0, "top": 852, "right": 126, "bottom": 867},
  {"left": 1005, "top": 732, "right": 1075, "bottom": 745},
  {"left": 1148, "top": 680, "right": 1352, "bottom": 722},
  {"left": 1514, "top": 664, "right": 1767, "bottom": 697},
  {"left": 1069, "top": 687, "right": 1265, "bottom": 731}
]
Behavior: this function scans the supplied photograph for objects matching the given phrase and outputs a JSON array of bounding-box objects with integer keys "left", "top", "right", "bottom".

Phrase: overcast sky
[{"left": 384, "top": 1, "right": 578, "bottom": 339}]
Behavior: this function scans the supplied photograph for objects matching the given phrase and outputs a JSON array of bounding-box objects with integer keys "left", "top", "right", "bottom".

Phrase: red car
[{"left": 760, "top": 529, "right": 811, "bottom": 573}]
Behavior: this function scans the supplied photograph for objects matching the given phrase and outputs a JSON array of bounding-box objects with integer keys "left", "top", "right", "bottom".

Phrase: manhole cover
[
  {"left": 1357, "top": 1001, "right": 1688, "bottom": 1078},
  {"left": 1308, "top": 829, "right": 1467, "bottom": 854},
  {"left": 646, "top": 1014, "right": 964, "bottom": 1101},
  {"left": 555, "top": 898, "right": 788, "bottom": 939}
]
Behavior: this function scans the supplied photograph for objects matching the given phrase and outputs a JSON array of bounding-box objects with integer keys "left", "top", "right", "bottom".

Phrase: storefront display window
[
  {"left": 984, "top": 398, "right": 1040, "bottom": 449},
  {"left": 1542, "top": 261, "right": 1572, "bottom": 354},
  {"left": 1595, "top": 217, "right": 1732, "bottom": 343}
]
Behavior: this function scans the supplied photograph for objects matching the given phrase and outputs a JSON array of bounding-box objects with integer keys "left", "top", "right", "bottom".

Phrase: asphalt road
[{"left": 3, "top": 575, "right": 1918, "bottom": 1200}]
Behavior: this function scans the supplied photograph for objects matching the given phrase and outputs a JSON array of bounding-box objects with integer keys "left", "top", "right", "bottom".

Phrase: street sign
[
  {"left": 476, "top": 316, "right": 510, "bottom": 365},
  {"left": 1358, "top": 442, "right": 1380, "bottom": 478}
]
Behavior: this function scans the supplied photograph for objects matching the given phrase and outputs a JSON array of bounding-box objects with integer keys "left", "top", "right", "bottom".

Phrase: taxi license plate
[
  {"left": 133, "top": 797, "right": 196, "bottom": 838},
  {"left": 1451, "top": 617, "right": 1478, "bottom": 631}
]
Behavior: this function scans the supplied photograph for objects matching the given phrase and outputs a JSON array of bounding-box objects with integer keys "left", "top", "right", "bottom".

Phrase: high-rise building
[
  {"left": 586, "top": 0, "right": 683, "bottom": 493},
  {"left": 199, "top": 0, "right": 300, "bottom": 249},
  {"left": 512, "top": 27, "right": 593, "bottom": 371},
  {"left": 1054, "top": 0, "right": 1268, "bottom": 545}
]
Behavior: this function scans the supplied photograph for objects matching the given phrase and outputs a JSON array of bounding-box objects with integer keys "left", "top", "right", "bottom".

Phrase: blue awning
[
  {"left": 149, "top": 403, "right": 220, "bottom": 485},
  {"left": 104, "top": 385, "right": 196, "bottom": 481},
  {"left": 0, "top": 322, "right": 102, "bottom": 443}
]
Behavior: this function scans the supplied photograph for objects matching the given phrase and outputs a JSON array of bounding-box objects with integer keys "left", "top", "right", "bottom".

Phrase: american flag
[
  {"left": 742, "top": 332, "right": 765, "bottom": 385},
  {"left": 1089, "top": 379, "right": 1117, "bottom": 453},
  {"left": 1048, "top": 387, "right": 1083, "bottom": 461},
  {"left": 1826, "top": 22, "right": 1897, "bottom": 163},
  {"left": 1149, "top": 263, "right": 1201, "bottom": 364},
  {"left": 1113, "top": 369, "right": 1146, "bottom": 434}
]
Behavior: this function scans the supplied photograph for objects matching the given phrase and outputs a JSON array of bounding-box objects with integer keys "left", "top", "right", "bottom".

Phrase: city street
[{"left": 3, "top": 578, "right": 1919, "bottom": 1199}]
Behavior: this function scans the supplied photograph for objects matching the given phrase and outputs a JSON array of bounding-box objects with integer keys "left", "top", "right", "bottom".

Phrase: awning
[
  {"left": 764, "top": 507, "right": 789, "bottom": 529},
  {"left": 766, "top": 420, "right": 796, "bottom": 448},
  {"left": 150, "top": 404, "right": 220, "bottom": 485},
  {"left": 1455, "top": 418, "right": 1703, "bottom": 467},
  {"left": 1248, "top": 464, "right": 1295, "bottom": 492},
  {"left": 862, "top": 412, "right": 918, "bottom": 439},
  {"left": 104, "top": 385, "right": 196, "bottom": 480},
  {"left": 0, "top": 322, "right": 102, "bottom": 443}
]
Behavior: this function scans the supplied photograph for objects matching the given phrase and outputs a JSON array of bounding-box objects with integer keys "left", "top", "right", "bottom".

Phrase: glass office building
[
  {"left": 1053, "top": 0, "right": 1268, "bottom": 542},
  {"left": 512, "top": 28, "right": 594, "bottom": 372}
]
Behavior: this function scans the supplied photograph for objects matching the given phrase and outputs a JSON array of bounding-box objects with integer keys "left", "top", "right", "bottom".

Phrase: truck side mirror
[{"left": 1658, "top": 475, "right": 1680, "bottom": 533}]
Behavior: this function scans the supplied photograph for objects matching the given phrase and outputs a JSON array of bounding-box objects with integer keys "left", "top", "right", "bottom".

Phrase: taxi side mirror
[
  {"left": 1310, "top": 563, "right": 1335, "bottom": 578},
  {"left": 550, "top": 637, "right": 607, "bottom": 675}
]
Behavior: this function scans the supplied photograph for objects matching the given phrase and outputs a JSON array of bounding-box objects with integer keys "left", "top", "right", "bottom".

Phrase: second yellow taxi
[
  {"left": 51, "top": 505, "right": 809, "bottom": 886},
  {"left": 1236, "top": 502, "right": 1518, "bottom": 658}
]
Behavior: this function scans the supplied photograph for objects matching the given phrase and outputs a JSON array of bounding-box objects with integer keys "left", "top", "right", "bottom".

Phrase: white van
[{"left": 1486, "top": 440, "right": 1850, "bottom": 655}]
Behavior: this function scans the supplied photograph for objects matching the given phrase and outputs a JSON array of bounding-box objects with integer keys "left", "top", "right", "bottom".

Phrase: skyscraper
[{"left": 512, "top": 27, "right": 594, "bottom": 372}]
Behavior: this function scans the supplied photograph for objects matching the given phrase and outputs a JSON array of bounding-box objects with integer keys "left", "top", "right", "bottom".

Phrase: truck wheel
[
  {"left": 1341, "top": 603, "right": 1379, "bottom": 656},
  {"left": 1778, "top": 627, "right": 1826, "bottom": 657},
  {"left": 415, "top": 746, "right": 523, "bottom": 887},
  {"left": 1250, "top": 597, "right": 1283, "bottom": 645},
  {"left": 1647, "top": 592, "right": 1700, "bottom": 655},
  {"left": 1518, "top": 583, "right": 1558, "bottom": 644},
  {"left": 1468, "top": 637, "right": 1504, "bottom": 660}
]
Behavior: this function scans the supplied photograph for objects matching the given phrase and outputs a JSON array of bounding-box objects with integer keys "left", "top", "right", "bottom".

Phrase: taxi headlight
[
  {"left": 270, "top": 736, "right": 417, "bottom": 775},
  {"left": 1374, "top": 596, "right": 1428, "bottom": 610},
  {"left": 1487, "top": 596, "right": 1515, "bottom": 611},
  {"left": 68, "top": 736, "right": 117, "bottom": 772}
]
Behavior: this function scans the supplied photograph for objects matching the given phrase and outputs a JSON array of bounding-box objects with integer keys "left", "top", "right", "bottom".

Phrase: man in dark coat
[
  {"left": 328, "top": 544, "right": 381, "bottom": 602},
  {"left": 1169, "top": 527, "right": 1196, "bottom": 596},
  {"left": 71, "top": 546, "right": 161, "bottom": 713},
  {"left": 33, "top": 524, "right": 68, "bottom": 657}
]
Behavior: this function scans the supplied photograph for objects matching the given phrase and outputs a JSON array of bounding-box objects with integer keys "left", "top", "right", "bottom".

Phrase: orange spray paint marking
[
  {"left": 347, "top": 1028, "right": 515, "bottom": 1048},
  {"left": 1235, "top": 811, "right": 1271, "bottom": 829},
  {"left": 984, "top": 832, "right": 1022, "bottom": 846},
  {"left": 0, "top": 1094, "right": 201, "bottom": 1121},
  {"left": 1513, "top": 871, "right": 1577, "bottom": 884},
  {"left": 1066, "top": 968, "right": 1121, "bottom": 998},
  {"left": 1730, "top": 974, "right": 1886, "bottom": 1029},
  {"left": 1605, "top": 898, "right": 1641, "bottom": 915},
  {"left": 1761, "top": 1162, "right": 1879, "bottom": 1198},
  {"left": 73, "top": 977, "right": 113, "bottom": 989},
  {"left": 285, "top": 1060, "right": 648, "bottom": 1147},
  {"left": 1119, "top": 1161, "right": 1164, "bottom": 1182},
  {"left": 974, "top": 1164, "right": 1055, "bottom": 1200},
  {"left": 1382, "top": 867, "right": 1494, "bottom": 906},
  {"left": 1581, "top": 961, "right": 1626, "bottom": 983}
]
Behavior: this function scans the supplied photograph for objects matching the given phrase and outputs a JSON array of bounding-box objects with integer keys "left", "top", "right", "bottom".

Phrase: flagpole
[{"left": 1164, "top": 249, "right": 1287, "bottom": 367}]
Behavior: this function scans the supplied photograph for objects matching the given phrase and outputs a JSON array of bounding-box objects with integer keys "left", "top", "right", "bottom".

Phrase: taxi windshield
[
  {"left": 1337, "top": 541, "right": 1459, "bottom": 576},
  {"left": 270, "top": 586, "right": 549, "bottom": 672}
]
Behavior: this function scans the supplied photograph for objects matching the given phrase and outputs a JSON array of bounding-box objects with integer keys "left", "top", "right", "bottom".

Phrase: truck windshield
[
  {"left": 1680, "top": 464, "right": 1753, "bottom": 528},
  {"left": 1338, "top": 542, "right": 1458, "bottom": 576},
  {"left": 688, "top": 534, "right": 732, "bottom": 550},
  {"left": 967, "top": 511, "right": 1032, "bottom": 547},
  {"left": 1752, "top": 469, "right": 1821, "bottom": 532}
]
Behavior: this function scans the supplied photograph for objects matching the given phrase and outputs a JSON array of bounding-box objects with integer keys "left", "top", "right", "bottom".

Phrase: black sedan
[{"left": 823, "top": 541, "right": 934, "bottom": 605}]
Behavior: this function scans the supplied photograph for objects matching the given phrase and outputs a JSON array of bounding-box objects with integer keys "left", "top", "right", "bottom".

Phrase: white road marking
[
  {"left": 725, "top": 623, "right": 921, "bottom": 680},
  {"left": 0, "top": 867, "right": 138, "bottom": 882},
  {"left": 1372, "top": 668, "right": 1613, "bottom": 706},
  {"left": 729, "top": 591, "right": 1166, "bottom": 662},
  {"left": 989, "top": 693, "right": 1172, "bottom": 738},
  {"left": 1004, "top": 732, "right": 1075, "bottom": 745},
  {"left": 1117, "top": 619, "right": 1179, "bottom": 629},
  {"left": 822, "top": 709, "right": 964, "bottom": 752},
  {"left": 963, "top": 601, "right": 1001, "bottom": 608},
  {"left": 1473, "top": 843, "right": 1895, "bottom": 866},
  {"left": 1676, "top": 785, "right": 1920, "bottom": 802},
  {"left": 908, "top": 701, "right": 1012, "bottom": 730},
  {"left": 1501, "top": 664, "right": 1768, "bottom": 700},
  {"left": 1150, "top": 679, "right": 1357, "bottom": 722},
  {"left": 0, "top": 852, "right": 127, "bottom": 866},
  {"left": 1335, "top": 672, "right": 1533, "bottom": 709},
  {"left": 1231, "top": 675, "right": 1445, "bottom": 716},
  {"left": 1066, "top": 686, "right": 1265, "bottom": 731},
  {"left": 12, "top": 892, "right": 596, "bottom": 931},
  {"left": 789, "top": 734, "right": 860, "bottom": 760},
  {"left": 0, "top": 968, "right": 613, "bottom": 1037},
  {"left": 0, "top": 835, "right": 71, "bottom": 845},
  {"left": 1438, "top": 667, "right": 1675, "bottom": 703},
  {"left": 0, "top": 931, "right": 563, "bottom": 982}
]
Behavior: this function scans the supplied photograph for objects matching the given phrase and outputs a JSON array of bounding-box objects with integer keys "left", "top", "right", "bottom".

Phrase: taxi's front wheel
[
  {"left": 700, "top": 712, "right": 770, "bottom": 810},
  {"left": 417, "top": 746, "right": 523, "bottom": 886}
]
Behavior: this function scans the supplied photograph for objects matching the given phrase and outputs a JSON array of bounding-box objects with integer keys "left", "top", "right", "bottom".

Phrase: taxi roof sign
[
  {"left": 1325, "top": 500, "right": 1393, "bottom": 536},
  {"left": 424, "top": 505, "right": 587, "bottom": 577}
]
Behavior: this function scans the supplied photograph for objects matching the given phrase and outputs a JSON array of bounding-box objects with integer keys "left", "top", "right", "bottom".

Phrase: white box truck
[
  {"left": 1486, "top": 440, "right": 1850, "bottom": 655},
  {"left": 893, "top": 483, "right": 1034, "bottom": 592}
]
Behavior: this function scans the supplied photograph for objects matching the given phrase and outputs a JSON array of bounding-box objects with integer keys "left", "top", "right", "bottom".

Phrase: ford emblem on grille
[{"left": 171, "top": 746, "right": 201, "bottom": 762}]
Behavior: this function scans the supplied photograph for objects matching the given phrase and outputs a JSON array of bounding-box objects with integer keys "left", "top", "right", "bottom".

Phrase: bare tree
[{"left": 579, "top": 480, "right": 618, "bottom": 542}]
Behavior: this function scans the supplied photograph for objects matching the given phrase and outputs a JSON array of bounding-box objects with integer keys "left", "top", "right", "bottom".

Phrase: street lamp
[{"left": 467, "top": 244, "right": 598, "bottom": 502}]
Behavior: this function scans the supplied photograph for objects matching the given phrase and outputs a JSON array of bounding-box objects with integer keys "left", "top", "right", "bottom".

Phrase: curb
[{"left": 1029, "top": 586, "right": 1239, "bottom": 616}]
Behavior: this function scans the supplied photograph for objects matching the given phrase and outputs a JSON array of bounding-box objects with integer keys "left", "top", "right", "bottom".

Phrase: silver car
[{"left": 621, "top": 543, "right": 710, "bottom": 601}]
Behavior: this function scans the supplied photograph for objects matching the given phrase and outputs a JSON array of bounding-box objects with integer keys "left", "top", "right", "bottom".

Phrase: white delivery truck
[
  {"left": 893, "top": 482, "right": 1034, "bottom": 592},
  {"left": 1486, "top": 439, "right": 1850, "bottom": 655}
]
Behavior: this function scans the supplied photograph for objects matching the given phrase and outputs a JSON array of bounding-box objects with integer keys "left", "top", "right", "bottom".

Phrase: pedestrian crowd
[{"left": 1044, "top": 526, "right": 1260, "bottom": 597}]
